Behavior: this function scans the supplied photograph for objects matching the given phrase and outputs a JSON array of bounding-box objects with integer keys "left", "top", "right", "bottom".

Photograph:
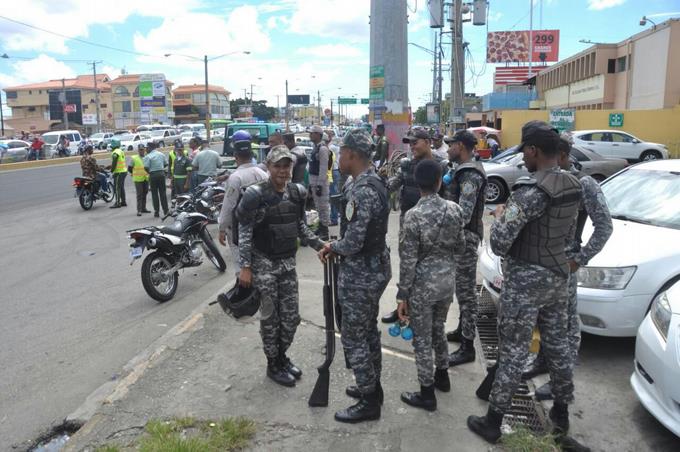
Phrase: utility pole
[
  {"left": 91, "top": 61, "right": 102, "bottom": 133},
  {"left": 204, "top": 55, "right": 211, "bottom": 141},
  {"left": 528, "top": 0, "right": 534, "bottom": 78},
  {"left": 0, "top": 94, "right": 5, "bottom": 137},
  {"left": 432, "top": 32, "right": 438, "bottom": 103},
  {"left": 449, "top": 0, "right": 465, "bottom": 130},
  {"left": 317, "top": 89, "right": 321, "bottom": 125},
  {"left": 61, "top": 78, "right": 69, "bottom": 130},
  {"left": 285, "top": 80, "right": 289, "bottom": 131},
  {"left": 330, "top": 98, "right": 334, "bottom": 126}
]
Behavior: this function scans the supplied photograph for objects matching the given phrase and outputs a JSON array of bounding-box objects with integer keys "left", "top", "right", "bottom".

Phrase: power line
[{"left": 0, "top": 15, "right": 157, "bottom": 58}]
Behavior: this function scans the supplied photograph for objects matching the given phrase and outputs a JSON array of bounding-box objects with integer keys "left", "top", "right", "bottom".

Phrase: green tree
[
  {"left": 414, "top": 106, "right": 427, "bottom": 124},
  {"left": 230, "top": 98, "right": 277, "bottom": 121}
]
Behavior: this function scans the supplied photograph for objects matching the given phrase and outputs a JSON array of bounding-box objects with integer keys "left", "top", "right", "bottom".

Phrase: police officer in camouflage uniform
[
  {"left": 381, "top": 127, "right": 447, "bottom": 324},
  {"left": 467, "top": 121, "right": 582, "bottom": 444},
  {"left": 309, "top": 125, "right": 331, "bottom": 240},
  {"left": 396, "top": 159, "right": 466, "bottom": 412},
  {"left": 530, "top": 135, "right": 613, "bottom": 401},
  {"left": 318, "top": 128, "right": 391, "bottom": 423},
  {"left": 442, "top": 130, "right": 488, "bottom": 367},
  {"left": 236, "top": 145, "right": 324, "bottom": 388}
]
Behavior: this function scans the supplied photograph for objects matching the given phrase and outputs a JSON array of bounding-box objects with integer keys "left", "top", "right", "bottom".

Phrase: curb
[
  {"left": 63, "top": 281, "right": 233, "bottom": 446},
  {"left": 0, "top": 148, "right": 174, "bottom": 172}
]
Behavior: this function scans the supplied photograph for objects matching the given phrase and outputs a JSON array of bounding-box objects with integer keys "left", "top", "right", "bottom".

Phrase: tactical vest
[
  {"left": 343, "top": 174, "right": 390, "bottom": 255},
  {"left": 291, "top": 148, "right": 307, "bottom": 184},
  {"left": 309, "top": 143, "right": 331, "bottom": 176},
  {"left": 130, "top": 154, "right": 148, "bottom": 182},
  {"left": 450, "top": 161, "right": 487, "bottom": 237},
  {"left": 399, "top": 158, "right": 421, "bottom": 213},
  {"left": 252, "top": 182, "right": 302, "bottom": 259},
  {"left": 509, "top": 169, "right": 582, "bottom": 277}
]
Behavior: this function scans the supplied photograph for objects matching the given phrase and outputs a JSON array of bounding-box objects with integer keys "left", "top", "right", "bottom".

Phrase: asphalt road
[{"left": 0, "top": 159, "right": 233, "bottom": 448}]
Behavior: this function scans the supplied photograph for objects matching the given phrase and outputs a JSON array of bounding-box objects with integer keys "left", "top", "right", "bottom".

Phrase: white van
[{"left": 42, "top": 130, "right": 83, "bottom": 157}]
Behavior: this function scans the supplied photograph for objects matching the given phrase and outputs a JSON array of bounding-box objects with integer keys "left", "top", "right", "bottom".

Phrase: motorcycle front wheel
[
  {"left": 102, "top": 182, "right": 114, "bottom": 202},
  {"left": 200, "top": 228, "right": 226, "bottom": 272},
  {"left": 141, "top": 251, "right": 179, "bottom": 302},
  {"left": 79, "top": 189, "right": 94, "bottom": 210}
]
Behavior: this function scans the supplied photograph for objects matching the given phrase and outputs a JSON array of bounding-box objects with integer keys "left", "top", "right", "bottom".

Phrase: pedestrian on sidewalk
[
  {"left": 442, "top": 130, "right": 488, "bottom": 367},
  {"left": 192, "top": 139, "right": 222, "bottom": 185},
  {"left": 171, "top": 141, "right": 192, "bottom": 196},
  {"left": 318, "top": 128, "right": 391, "bottom": 424},
  {"left": 109, "top": 138, "right": 127, "bottom": 208},
  {"left": 128, "top": 145, "right": 150, "bottom": 216},
  {"left": 143, "top": 142, "right": 169, "bottom": 218},
  {"left": 236, "top": 145, "right": 324, "bottom": 388},
  {"left": 396, "top": 159, "right": 465, "bottom": 412},
  {"left": 308, "top": 125, "right": 331, "bottom": 240}
]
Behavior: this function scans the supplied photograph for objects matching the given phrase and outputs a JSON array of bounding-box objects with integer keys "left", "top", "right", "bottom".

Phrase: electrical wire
[
  {"left": 0, "top": 15, "right": 158, "bottom": 58},
  {"left": 407, "top": 0, "right": 418, "bottom": 14}
]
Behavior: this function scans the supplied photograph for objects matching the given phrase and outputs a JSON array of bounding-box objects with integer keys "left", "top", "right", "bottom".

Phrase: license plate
[
  {"left": 130, "top": 246, "right": 143, "bottom": 259},
  {"left": 493, "top": 275, "right": 504, "bottom": 290}
]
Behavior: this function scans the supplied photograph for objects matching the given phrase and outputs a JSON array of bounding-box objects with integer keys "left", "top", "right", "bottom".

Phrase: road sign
[
  {"left": 369, "top": 88, "right": 384, "bottom": 100},
  {"left": 140, "top": 97, "right": 166, "bottom": 108},
  {"left": 287, "top": 94, "right": 310, "bottom": 105},
  {"left": 63, "top": 104, "right": 77, "bottom": 113},
  {"left": 338, "top": 97, "right": 358, "bottom": 105},
  {"left": 370, "top": 66, "right": 384, "bottom": 78},
  {"left": 82, "top": 113, "right": 97, "bottom": 125},
  {"left": 361, "top": 98, "right": 370, "bottom": 104},
  {"left": 609, "top": 113, "right": 624, "bottom": 127}
]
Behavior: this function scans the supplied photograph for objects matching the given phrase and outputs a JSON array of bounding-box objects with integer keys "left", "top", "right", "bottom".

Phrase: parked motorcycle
[
  {"left": 127, "top": 212, "right": 226, "bottom": 302},
  {"left": 72, "top": 171, "right": 114, "bottom": 210},
  {"left": 167, "top": 176, "right": 226, "bottom": 223}
]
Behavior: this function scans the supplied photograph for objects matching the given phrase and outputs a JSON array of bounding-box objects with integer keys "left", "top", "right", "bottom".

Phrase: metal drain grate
[{"left": 475, "top": 285, "right": 546, "bottom": 433}]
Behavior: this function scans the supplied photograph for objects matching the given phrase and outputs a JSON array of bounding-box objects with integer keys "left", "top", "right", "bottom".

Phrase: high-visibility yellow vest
[
  {"left": 169, "top": 151, "right": 176, "bottom": 174},
  {"left": 112, "top": 148, "right": 127, "bottom": 173},
  {"left": 130, "top": 154, "right": 148, "bottom": 182}
]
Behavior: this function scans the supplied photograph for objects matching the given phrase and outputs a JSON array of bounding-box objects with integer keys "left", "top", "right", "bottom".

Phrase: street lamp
[
  {"left": 165, "top": 50, "right": 250, "bottom": 140},
  {"left": 639, "top": 16, "right": 657, "bottom": 28}
]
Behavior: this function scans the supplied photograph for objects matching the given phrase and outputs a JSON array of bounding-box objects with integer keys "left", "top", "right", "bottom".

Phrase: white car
[
  {"left": 147, "top": 129, "right": 179, "bottom": 147},
  {"left": 180, "top": 131, "right": 195, "bottom": 145},
  {"left": 117, "top": 133, "right": 152, "bottom": 151},
  {"left": 479, "top": 159, "right": 680, "bottom": 337},
  {"left": 0, "top": 139, "right": 31, "bottom": 163},
  {"left": 571, "top": 130, "right": 669, "bottom": 162},
  {"left": 89, "top": 133, "right": 114, "bottom": 150},
  {"left": 631, "top": 279, "right": 680, "bottom": 437},
  {"left": 42, "top": 130, "right": 84, "bottom": 157}
]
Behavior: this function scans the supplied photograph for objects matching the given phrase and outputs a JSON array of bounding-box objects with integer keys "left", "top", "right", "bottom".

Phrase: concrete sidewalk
[{"left": 63, "top": 215, "right": 492, "bottom": 451}]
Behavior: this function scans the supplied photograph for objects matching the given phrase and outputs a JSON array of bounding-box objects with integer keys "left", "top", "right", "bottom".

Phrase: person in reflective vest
[
  {"left": 171, "top": 141, "right": 192, "bottom": 196},
  {"left": 110, "top": 139, "right": 127, "bottom": 208},
  {"left": 128, "top": 146, "right": 150, "bottom": 216}
]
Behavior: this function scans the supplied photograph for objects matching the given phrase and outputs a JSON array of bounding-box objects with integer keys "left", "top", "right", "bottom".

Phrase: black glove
[{"left": 315, "top": 185, "right": 323, "bottom": 197}]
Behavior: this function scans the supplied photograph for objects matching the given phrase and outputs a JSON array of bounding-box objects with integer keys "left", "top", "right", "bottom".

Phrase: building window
[
  {"left": 28, "top": 106, "right": 36, "bottom": 112},
  {"left": 607, "top": 59, "right": 616, "bottom": 74},
  {"left": 100, "top": 103, "right": 107, "bottom": 108},
  {"left": 122, "top": 101, "right": 132, "bottom": 112},
  {"left": 39, "top": 90, "right": 42, "bottom": 94},
  {"left": 114, "top": 86, "right": 130, "bottom": 96},
  {"left": 617, "top": 56, "right": 627, "bottom": 72},
  {"left": 83, "top": 104, "right": 88, "bottom": 110},
  {"left": 6, "top": 91, "right": 17, "bottom": 99}
]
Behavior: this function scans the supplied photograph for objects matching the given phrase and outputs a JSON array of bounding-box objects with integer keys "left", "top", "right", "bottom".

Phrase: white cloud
[
  {"left": 297, "top": 44, "right": 363, "bottom": 58},
  {"left": 587, "top": 0, "right": 626, "bottom": 10},
  {"left": 287, "top": 0, "right": 369, "bottom": 42},
  {"left": 488, "top": 11, "right": 503, "bottom": 22},
  {"left": 0, "top": 54, "right": 77, "bottom": 88}
]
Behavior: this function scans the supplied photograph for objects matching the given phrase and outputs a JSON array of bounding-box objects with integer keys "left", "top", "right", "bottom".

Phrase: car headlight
[
  {"left": 650, "top": 291, "right": 672, "bottom": 341},
  {"left": 576, "top": 266, "right": 636, "bottom": 290}
]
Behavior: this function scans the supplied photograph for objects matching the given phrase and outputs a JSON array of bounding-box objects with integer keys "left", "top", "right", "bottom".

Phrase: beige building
[
  {"left": 172, "top": 84, "right": 231, "bottom": 123},
  {"left": 3, "top": 74, "right": 113, "bottom": 133},
  {"left": 109, "top": 74, "right": 174, "bottom": 129},
  {"left": 536, "top": 19, "right": 680, "bottom": 110}
]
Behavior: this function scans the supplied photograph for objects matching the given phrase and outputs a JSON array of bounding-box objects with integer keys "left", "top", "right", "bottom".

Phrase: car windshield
[
  {"left": 150, "top": 130, "right": 166, "bottom": 136},
  {"left": 601, "top": 168, "right": 680, "bottom": 230},
  {"left": 91, "top": 133, "right": 105, "bottom": 139},
  {"left": 119, "top": 134, "right": 135, "bottom": 141},
  {"left": 489, "top": 146, "right": 519, "bottom": 162},
  {"left": 43, "top": 135, "right": 59, "bottom": 144}
]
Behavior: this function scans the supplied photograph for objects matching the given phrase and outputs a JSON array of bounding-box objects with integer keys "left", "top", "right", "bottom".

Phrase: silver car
[
  {"left": 483, "top": 145, "right": 628, "bottom": 203},
  {"left": 0, "top": 139, "right": 31, "bottom": 163}
]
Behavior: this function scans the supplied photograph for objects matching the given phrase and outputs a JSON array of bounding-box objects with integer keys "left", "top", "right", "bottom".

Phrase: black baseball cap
[
  {"left": 402, "top": 127, "right": 431, "bottom": 144},
  {"left": 517, "top": 120, "right": 560, "bottom": 153},
  {"left": 449, "top": 130, "right": 478, "bottom": 149}
]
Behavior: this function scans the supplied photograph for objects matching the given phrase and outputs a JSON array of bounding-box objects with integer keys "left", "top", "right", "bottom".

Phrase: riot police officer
[
  {"left": 318, "top": 128, "right": 391, "bottom": 423},
  {"left": 442, "top": 130, "right": 488, "bottom": 367},
  {"left": 236, "top": 145, "right": 324, "bottom": 387}
]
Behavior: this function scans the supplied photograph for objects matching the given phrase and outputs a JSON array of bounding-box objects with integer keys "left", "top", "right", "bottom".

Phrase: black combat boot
[
  {"left": 380, "top": 309, "right": 399, "bottom": 324},
  {"left": 345, "top": 381, "right": 384, "bottom": 405},
  {"left": 467, "top": 407, "right": 504, "bottom": 444},
  {"left": 449, "top": 338, "right": 476, "bottom": 366},
  {"left": 522, "top": 351, "right": 548, "bottom": 380},
  {"left": 556, "top": 436, "right": 592, "bottom": 452},
  {"left": 266, "top": 357, "right": 295, "bottom": 387},
  {"left": 446, "top": 321, "right": 462, "bottom": 342},
  {"left": 434, "top": 368, "right": 451, "bottom": 392},
  {"left": 550, "top": 401, "right": 570, "bottom": 437},
  {"left": 335, "top": 388, "right": 381, "bottom": 423},
  {"left": 401, "top": 384, "right": 437, "bottom": 412},
  {"left": 475, "top": 363, "right": 498, "bottom": 401},
  {"left": 535, "top": 381, "right": 553, "bottom": 401},
  {"left": 317, "top": 224, "right": 329, "bottom": 241},
  {"left": 280, "top": 353, "right": 302, "bottom": 380}
]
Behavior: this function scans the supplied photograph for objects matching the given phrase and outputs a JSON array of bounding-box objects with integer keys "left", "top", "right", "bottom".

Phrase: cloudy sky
[{"left": 0, "top": 0, "right": 677, "bottom": 118}]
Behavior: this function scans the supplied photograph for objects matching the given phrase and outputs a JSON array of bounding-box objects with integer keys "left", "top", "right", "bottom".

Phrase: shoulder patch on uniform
[
  {"left": 462, "top": 181, "right": 475, "bottom": 195},
  {"left": 596, "top": 191, "right": 607, "bottom": 207},
  {"left": 504, "top": 203, "right": 522, "bottom": 222},
  {"left": 345, "top": 199, "right": 355, "bottom": 221}
]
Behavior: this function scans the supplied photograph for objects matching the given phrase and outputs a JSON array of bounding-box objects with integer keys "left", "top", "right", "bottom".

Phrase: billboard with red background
[{"left": 487, "top": 30, "right": 560, "bottom": 63}]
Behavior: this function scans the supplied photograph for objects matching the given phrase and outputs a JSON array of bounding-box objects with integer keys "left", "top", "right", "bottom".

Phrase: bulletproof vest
[
  {"left": 400, "top": 158, "right": 421, "bottom": 212},
  {"left": 252, "top": 182, "right": 302, "bottom": 259},
  {"left": 509, "top": 169, "right": 582, "bottom": 277},
  {"left": 309, "top": 143, "right": 331, "bottom": 176},
  {"left": 352, "top": 174, "right": 389, "bottom": 255},
  {"left": 291, "top": 148, "right": 307, "bottom": 184},
  {"left": 450, "top": 161, "right": 487, "bottom": 237}
]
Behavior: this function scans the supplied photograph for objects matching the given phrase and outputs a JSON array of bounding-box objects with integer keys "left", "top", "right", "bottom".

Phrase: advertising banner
[
  {"left": 82, "top": 113, "right": 97, "bottom": 125},
  {"left": 487, "top": 30, "right": 559, "bottom": 63},
  {"left": 549, "top": 108, "right": 575, "bottom": 132}
]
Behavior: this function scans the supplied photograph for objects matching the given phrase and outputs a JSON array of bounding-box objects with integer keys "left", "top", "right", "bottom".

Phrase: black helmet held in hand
[{"left": 216, "top": 282, "right": 260, "bottom": 318}]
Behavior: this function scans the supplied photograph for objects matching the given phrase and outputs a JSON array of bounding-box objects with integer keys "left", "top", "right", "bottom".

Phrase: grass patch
[
  {"left": 138, "top": 416, "right": 255, "bottom": 452},
  {"left": 95, "top": 446, "right": 121, "bottom": 452},
  {"left": 501, "top": 426, "right": 560, "bottom": 452}
]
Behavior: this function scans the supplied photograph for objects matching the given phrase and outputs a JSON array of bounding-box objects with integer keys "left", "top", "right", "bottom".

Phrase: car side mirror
[
  {"left": 632, "top": 139, "right": 640, "bottom": 144},
  {"left": 517, "top": 162, "right": 525, "bottom": 168}
]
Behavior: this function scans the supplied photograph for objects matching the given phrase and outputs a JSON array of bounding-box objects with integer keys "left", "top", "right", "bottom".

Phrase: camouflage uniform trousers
[
  {"left": 312, "top": 183, "right": 331, "bottom": 227},
  {"left": 490, "top": 257, "right": 574, "bottom": 413},
  {"left": 251, "top": 252, "right": 300, "bottom": 359},
  {"left": 566, "top": 272, "right": 580, "bottom": 365},
  {"left": 338, "top": 254, "right": 391, "bottom": 395},
  {"left": 409, "top": 296, "right": 452, "bottom": 386},
  {"left": 456, "top": 231, "right": 481, "bottom": 341}
]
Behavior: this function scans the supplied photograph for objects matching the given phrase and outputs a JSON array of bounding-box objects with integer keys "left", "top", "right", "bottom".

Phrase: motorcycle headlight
[
  {"left": 576, "top": 266, "right": 636, "bottom": 290},
  {"left": 650, "top": 291, "right": 672, "bottom": 341}
]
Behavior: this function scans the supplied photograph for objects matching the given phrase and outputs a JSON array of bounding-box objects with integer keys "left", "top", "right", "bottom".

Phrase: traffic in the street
[{"left": 1, "top": 1, "right": 680, "bottom": 451}]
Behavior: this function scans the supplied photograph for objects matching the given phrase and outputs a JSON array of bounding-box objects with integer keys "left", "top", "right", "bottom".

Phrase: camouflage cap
[
  {"left": 265, "top": 145, "right": 294, "bottom": 164},
  {"left": 341, "top": 128, "right": 374, "bottom": 158}
]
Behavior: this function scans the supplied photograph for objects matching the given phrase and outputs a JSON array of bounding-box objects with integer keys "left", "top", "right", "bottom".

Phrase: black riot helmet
[{"left": 216, "top": 282, "right": 260, "bottom": 318}]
